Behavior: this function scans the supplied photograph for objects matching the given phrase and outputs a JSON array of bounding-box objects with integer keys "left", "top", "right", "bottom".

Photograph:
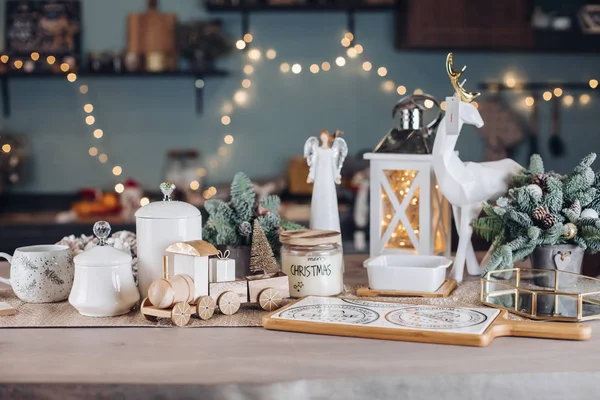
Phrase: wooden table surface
[{"left": 1, "top": 255, "right": 600, "bottom": 400}]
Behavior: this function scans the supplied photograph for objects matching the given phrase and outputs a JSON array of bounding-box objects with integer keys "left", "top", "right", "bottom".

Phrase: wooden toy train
[{"left": 140, "top": 240, "right": 289, "bottom": 326}]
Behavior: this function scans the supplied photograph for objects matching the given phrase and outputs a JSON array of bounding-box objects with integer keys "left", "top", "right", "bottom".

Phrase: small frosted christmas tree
[
  {"left": 202, "top": 172, "right": 303, "bottom": 256},
  {"left": 249, "top": 220, "right": 279, "bottom": 275},
  {"left": 474, "top": 153, "right": 600, "bottom": 271}
]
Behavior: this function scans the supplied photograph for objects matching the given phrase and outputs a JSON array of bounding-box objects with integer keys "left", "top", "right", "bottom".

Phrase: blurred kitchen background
[{"left": 1, "top": 0, "right": 599, "bottom": 261}]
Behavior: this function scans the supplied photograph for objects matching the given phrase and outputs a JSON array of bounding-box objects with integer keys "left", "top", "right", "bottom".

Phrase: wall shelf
[
  {"left": 205, "top": 4, "right": 395, "bottom": 12},
  {"left": 0, "top": 69, "right": 229, "bottom": 117},
  {"left": 205, "top": 1, "right": 395, "bottom": 41},
  {"left": 478, "top": 82, "right": 596, "bottom": 91}
]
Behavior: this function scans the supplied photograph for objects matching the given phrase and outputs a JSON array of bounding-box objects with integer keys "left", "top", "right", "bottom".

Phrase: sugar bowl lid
[
  {"left": 74, "top": 221, "right": 132, "bottom": 267},
  {"left": 135, "top": 182, "right": 200, "bottom": 219}
]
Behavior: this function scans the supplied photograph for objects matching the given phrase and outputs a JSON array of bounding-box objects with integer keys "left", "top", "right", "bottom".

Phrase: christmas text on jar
[{"left": 280, "top": 230, "right": 343, "bottom": 297}]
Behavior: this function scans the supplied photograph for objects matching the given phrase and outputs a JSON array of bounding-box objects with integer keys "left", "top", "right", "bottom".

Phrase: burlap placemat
[
  {"left": 0, "top": 288, "right": 282, "bottom": 328},
  {"left": 0, "top": 281, "right": 514, "bottom": 328}
]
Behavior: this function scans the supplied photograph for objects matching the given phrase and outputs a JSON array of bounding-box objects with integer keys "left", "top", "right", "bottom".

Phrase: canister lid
[
  {"left": 280, "top": 229, "right": 341, "bottom": 246},
  {"left": 74, "top": 221, "right": 132, "bottom": 267},
  {"left": 134, "top": 182, "right": 201, "bottom": 219}
]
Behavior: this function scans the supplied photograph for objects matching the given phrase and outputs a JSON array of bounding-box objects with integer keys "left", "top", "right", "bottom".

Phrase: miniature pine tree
[
  {"left": 474, "top": 153, "right": 600, "bottom": 272},
  {"left": 249, "top": 220, "right": 279, "bottom": 275},
  {"left": 202, "top": 172, "right": 303, "bottom": 254}
]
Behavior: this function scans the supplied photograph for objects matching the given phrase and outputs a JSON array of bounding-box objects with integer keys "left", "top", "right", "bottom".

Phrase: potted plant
[
  {"left": 474, "top": 153, "right": 600, "bottom": 279},
  {"left": 202, "top": 172, "right": 302, "bottom": 278}
]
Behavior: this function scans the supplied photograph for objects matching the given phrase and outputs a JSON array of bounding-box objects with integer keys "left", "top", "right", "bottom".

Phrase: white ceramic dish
[{"left": 363, "top": 255, "right": 453, "bottom": 293}]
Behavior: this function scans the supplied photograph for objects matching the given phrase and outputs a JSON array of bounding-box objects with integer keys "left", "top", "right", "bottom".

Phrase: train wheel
[
  {"left": 218, "top": 291, "right": 241, "bottom": 315},
  {"left": 171, "top": 302, "right": 192, "bottom": 327},
  {"left": 196, "top": 295, "right": 216, "bottom": 320},
  {"left": 140, "top": 297, "right": 157, "bottom": 322},
  {"left": 258, "top": 288, "right": 282, "bottom": 311}
]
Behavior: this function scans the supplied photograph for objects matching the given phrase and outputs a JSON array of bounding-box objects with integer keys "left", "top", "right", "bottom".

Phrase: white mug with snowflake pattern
[{"left": 0, "top": 245, "right": 74, "bottom": 303}]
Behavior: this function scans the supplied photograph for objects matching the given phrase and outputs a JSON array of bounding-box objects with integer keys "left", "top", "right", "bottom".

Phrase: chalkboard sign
[{"left": 5, "top": 1, "right": 81, "bottom": 56}]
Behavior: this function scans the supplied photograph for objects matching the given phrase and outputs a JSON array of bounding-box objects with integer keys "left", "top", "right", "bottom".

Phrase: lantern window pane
[
  {"left": 386, "top": 219, "right": 417, "bottom": 250},
  {"left": 381, "top": 183, "right": 395, "bottom": 238},
  {"left": 383, "top": 169, "right": 420, "bottom": 250}
]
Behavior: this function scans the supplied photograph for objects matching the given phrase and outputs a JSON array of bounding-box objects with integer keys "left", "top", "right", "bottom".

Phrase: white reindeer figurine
[{"left": 432, "top": 53, "right": 522, "bottom": 283}]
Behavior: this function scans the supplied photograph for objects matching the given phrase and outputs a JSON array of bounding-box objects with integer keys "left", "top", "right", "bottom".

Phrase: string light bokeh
[
  {"left": 211, "top": 28, "right": 598, "bottom": 198},
  {"left": 0, "top": 53, "right": 133, "bottom": 199},
  {"left": 1, "top": 27, "right": 597, "bottom": 203}
]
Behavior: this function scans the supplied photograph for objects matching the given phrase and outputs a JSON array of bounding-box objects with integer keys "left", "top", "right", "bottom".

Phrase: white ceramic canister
[
  {"left": 280, "top": 230, "right": 343, "bottom": 298},
  {"left": 135, "top": 182, "right": 202, "bottom": 297},
  {"left": 69, "top": 221, "right": 140, "bottom": 317}
]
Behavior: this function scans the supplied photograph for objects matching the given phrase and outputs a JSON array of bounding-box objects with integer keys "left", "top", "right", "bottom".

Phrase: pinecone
[
  {"left": 531, "top": 174, "right": 549, "bottom": 193},
  {"left": 532, "top": 206, "right": 549, "bottom": 221},
  {"left": 542, "top": 214, "right": 557, "bottom": 229}
]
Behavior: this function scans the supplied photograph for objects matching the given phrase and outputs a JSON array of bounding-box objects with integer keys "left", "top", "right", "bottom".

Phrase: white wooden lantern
[{"left": 364, "top": 153, "right": 451, "bottom": 257}]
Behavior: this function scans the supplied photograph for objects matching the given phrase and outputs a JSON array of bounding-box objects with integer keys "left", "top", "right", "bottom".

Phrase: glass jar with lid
[{"left": 280, "top": 230, "right": 343, "bottom": 298}]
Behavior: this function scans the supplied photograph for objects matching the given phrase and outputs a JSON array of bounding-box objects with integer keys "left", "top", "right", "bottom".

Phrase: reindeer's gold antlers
[{"left": 446, "top": 53, "right": 480, "bottom": 103}]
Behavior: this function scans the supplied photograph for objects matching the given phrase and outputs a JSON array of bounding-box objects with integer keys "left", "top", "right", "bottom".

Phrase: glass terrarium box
[
  {"left": 364, "top": 153, "right": 451, "bottom": 257},
  {"left": 481, "top": 268, "right": 600, "bottom": 322}
]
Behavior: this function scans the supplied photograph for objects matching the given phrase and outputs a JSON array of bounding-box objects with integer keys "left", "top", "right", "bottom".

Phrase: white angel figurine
[{"left": 304, "top": 130, "right": 348, "bottom": 233}]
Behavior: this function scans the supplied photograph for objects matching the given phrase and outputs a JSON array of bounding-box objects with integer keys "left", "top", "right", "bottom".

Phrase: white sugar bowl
[{"left": 69, "top": 221, "right": 140, "bottom": 317}]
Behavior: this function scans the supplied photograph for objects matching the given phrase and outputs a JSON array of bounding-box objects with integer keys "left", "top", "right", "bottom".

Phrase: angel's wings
[
  {"left": 304, "top": 137, "right": 319, "bottom": 182},
  {"left": 304, "top": 137, "right": 318, "bottom": 166},
  {"left": 331, "top": 137, "right": 348, "bottom": 178}
]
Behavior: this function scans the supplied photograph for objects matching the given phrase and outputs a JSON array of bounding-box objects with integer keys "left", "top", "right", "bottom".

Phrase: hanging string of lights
[
  {"left": 76, "top": 80, "right": 127, "bottom": 194},
  {"left": 216, "top": 31, "right": 598, "bottom": 191},
  {"left": 1, "top": 32, "right": 597, "bottom": 198},
  {"left": 500, "top": 73, "right": 597, "bottom": 109},
  {"left": 209, "top": 30, "right": 441, "bottom": 203},
  {"left": 0, "top": 53, "right": 133, "bottom": 200}
]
